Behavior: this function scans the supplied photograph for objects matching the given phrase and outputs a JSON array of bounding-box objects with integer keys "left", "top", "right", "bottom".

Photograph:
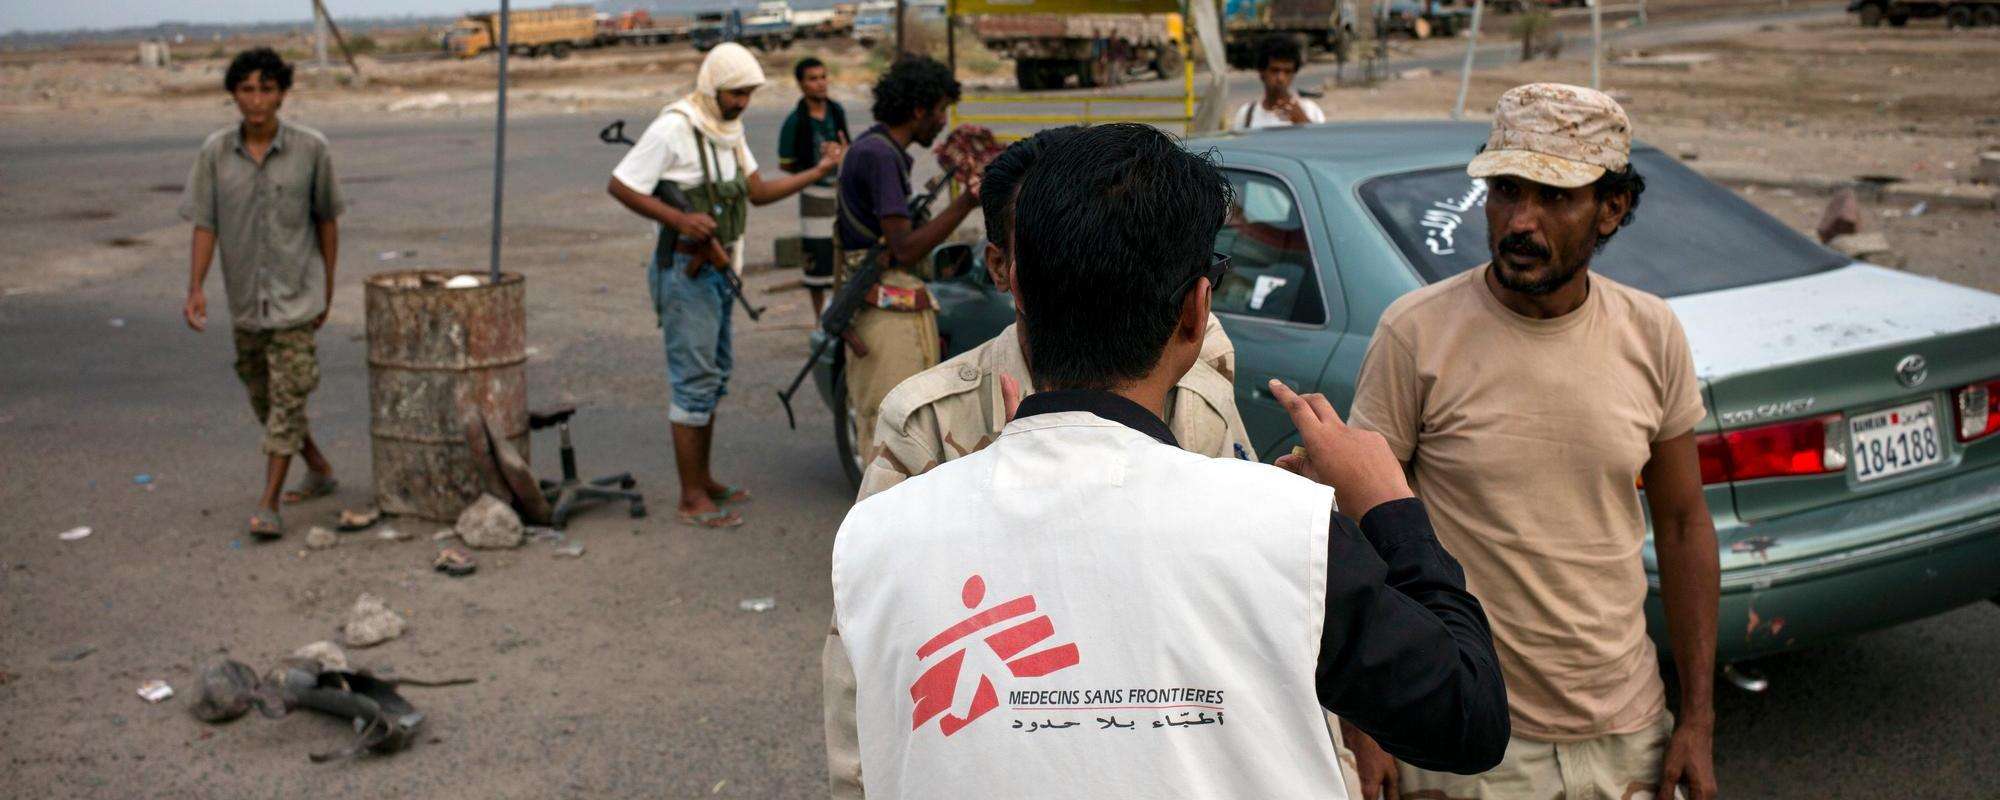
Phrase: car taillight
[
  {"left": 1956, "top": 379, "right": 2000, "bottom": 442},
  {"left": 1694, "top": 413, "right": 1849, "bottom": 485}
]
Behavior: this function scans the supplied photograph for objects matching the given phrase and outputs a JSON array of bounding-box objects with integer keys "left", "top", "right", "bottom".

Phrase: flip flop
[
  {"left": 678, "top": 509, "right": 743, "bottom": 529},
  {"left": 432, "top": 547, "right": 477, "bottom": 577},
  {"left": 248, "top": 507, "right": 284, "bottom": 540},
  {"left": 283, "top": 470, "right": 338, "bottom": 505},
  {"left": 707, "top": 485, "right": 752, "bottom": 505}
]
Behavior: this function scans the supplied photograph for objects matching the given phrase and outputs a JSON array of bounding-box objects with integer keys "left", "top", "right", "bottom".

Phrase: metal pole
[
  {"left": 1452, "top": 0, "right": 1483, "bottom": 120},
  {"left": 1637, "top": 0, "right": 1647, "bottom": 26},
  {"left": 1590, "top": 0, "right": 1602, "bottom": 90},
  {"left": 895, "top": 0, "right": 907, "bottom": 54},
  {"left": 314, "top": 2, "right": 329, "bottom": 70},
  {"left": 946, "top": 0, "right": 956, "bottom": 71},
  {"left": 490, "top": 0, "right": 509, "bottom": 282}
]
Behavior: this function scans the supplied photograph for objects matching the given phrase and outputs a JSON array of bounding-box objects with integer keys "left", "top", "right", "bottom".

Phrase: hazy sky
[{"left": 2, "top": 1, "right": 607, "bottom": 34}]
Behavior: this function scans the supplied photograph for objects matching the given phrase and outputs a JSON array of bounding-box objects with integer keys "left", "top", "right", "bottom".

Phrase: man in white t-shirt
[
  {"left": 606, "top": 43, "right": 841, "bottom": 529},
  {"left": 1232, "top": 36, "right": 1325, "bottom": 131}
]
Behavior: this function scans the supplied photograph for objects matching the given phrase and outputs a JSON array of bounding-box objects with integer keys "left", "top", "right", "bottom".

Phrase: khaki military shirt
[
  {"left": 179, "top": 121, "right": 345, "bottom": 331},
  {"left": 855, "top": 315, "right": 1252, "bottom": 499}
]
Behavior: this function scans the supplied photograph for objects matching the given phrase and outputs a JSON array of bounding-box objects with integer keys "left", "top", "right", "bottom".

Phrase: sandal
[
  {"left": 678, "top": 509, "right": 743, "bottom": 529},
  {"left": 432, "top": 546, "right": 477, "bottom": 577},
  {"left": 707, "top": 485, "right": 752, "bottom": 505},
  {"left": 248, "top": 507, "right": 284, "bottom": 540},
  {"left": 283, "top": 470, "right": 339, "bottom": 505}
]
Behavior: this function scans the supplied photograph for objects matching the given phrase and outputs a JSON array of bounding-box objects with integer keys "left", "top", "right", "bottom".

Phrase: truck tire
[
  {"left": 1977, "top": 5, "right": 2000, "bottom": 26},
  {"left": 1857, "top": 1, "right": 1884, "bottom": 26},
  {"left": 830, "top": 361, "right": 864, "bottom": 490},
  {"left": 1888, "top": 11, "right": 1910, "bottom": 25},
  {"left": 549, "top": 41, "right": 572, "bottom": 59},
  {"left": 1947, "top": 4, "right": 1974, "bottom": 26},
  {"left": 1155, "top": 46, "right": 1184, "bottom": 80},
  {"left": 1016, "top": 59, "right": 1042, "bottom": 91}
]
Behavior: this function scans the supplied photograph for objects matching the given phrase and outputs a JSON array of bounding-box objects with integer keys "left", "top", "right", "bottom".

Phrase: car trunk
[{"left": 1671, "top": 264, "right": 2000, "bottom": 562}]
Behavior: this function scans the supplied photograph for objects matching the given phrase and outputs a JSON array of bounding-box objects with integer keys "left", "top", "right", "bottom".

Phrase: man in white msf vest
[{"left": 831, "top": 123, "right": 1510, "bottom": 798}]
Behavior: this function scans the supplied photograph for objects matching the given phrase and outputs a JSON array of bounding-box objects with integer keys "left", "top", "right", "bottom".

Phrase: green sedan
[{"left": 808, "top": 120, "right": 2000, "bottom": 669}]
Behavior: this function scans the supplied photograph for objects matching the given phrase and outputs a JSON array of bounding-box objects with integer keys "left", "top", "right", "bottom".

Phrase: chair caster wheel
[
  {"left": 620, "top": 477, "right": 637, "bottom": 490},
  {"left": 629, "top": 502, "right": 647, "bottom": 519}
]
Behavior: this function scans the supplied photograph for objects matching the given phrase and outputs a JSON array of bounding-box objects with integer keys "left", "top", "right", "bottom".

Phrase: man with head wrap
[{"left": 608, "top": 43, "right": 845, "bottom": 528}]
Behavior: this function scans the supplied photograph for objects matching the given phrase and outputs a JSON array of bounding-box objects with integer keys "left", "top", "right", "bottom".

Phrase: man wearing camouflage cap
[{"left": 1346, "top": 83, "right": 1719, "bottom": 800}]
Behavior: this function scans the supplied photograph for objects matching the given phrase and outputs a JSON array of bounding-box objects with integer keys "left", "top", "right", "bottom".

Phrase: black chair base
[{"left": 529, "top": 405, "right": 645, "bottom": 529}]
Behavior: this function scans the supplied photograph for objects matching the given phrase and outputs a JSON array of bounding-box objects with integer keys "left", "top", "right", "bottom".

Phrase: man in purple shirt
[{"left": 832, "top": 54, "right": 981, "bottom": 458}]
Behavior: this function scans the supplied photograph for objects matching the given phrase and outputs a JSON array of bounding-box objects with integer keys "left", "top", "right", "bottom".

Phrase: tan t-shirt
[{"left": 1350, "top": 265, "right": 1705, "bottom": 742}]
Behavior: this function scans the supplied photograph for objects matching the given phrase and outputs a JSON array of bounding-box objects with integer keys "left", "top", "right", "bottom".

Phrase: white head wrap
[{"left": 675, "top": 43, "right": 764, "bottom": 150}]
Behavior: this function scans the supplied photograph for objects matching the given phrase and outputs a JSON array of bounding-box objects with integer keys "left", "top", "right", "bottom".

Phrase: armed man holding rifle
[{"left": 832, "top": 55, "right": 982, "bottom": 454}]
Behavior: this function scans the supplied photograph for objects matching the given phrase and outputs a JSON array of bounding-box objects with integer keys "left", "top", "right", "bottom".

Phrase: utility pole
[
  {"left": 895, "top": 0, "right": 907, "bottom": 53},
  {"left": 491, "top": 0, "right": 510, "bottom": 282},
  {"left": 1589, "top": 0, "right": 1602, "bottom": 90},
  {"left": 1452, "top": 0, "right": 1484, "bottom": 120},
  {"left": 313, "top": 1, "right": 329, "bottom": 69}
]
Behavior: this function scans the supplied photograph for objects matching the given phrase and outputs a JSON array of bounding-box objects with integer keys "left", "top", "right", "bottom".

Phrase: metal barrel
[{"left": 365, "top": 270, "right": 528, "bottom": 521}]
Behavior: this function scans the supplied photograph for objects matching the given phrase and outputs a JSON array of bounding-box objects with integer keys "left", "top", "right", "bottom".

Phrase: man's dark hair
[
  {"left": 871, "top": 55, "right": 961, "bottom": 126},
  {"left": 980, "top": 126, "right": 1084, "bottom": 251},
  {"left": 1255, "top": 35, "right": 1302, "bottom": 71},
  {"left": 224, "top": 47, "right": 293, "bottom": 92},
  {"left": 794, "top": 56, "right": 826, "bottom": 83},
  {"left": 1592, "top": 165, "right": 1645, "bottom": 246},
  {"left": 1011, "top": 123, "right": 1231, "bottom": 391}
]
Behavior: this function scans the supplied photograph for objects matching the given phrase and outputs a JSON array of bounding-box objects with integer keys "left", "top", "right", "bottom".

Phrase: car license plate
[{"left": 1850, "top": 400, "right": 1944, "bottom": 483}]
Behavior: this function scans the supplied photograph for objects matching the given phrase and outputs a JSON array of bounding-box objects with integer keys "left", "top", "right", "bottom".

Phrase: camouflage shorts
[{"left": 232, "top": 325, "right": 320, "bottom": 456}]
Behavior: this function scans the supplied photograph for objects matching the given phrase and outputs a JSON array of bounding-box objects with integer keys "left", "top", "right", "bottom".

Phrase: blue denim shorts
[{"left": 649, "top": 251, "right": 734, "bottom": 426}]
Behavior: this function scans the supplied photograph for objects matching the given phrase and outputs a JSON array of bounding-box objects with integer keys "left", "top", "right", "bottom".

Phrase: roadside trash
[
  {"left": 190, "top": 654, "right": 473, "bottom": 762},
  {"left": 455, "top": 493, "right": 523, "bottom": 549},
  {"left": 1907, "top": 200, "right": 1928, "bottom": 218},
  {"left": 553, "top": 542, "right": 585, "bottom": 558},
  {"left": 433, "top": 546, "right": 477, "bottom": 577},
  {"left": 133, "top": 473, "right": 153, "bottom": 485},
  {"left": 108, "top": 318, "right": 126, "bottom": 328},
  {"left": 229, "top": 539, "right": 243, "bottom": 550},
  {"left": 376, "top": 250, "right": 418, "bottom": 261},
  {"left": 50, "top": 644, "right": 96, "bottom": 662},
  {"left": 1816, "top": 189, "right": 1862, "bottom": 244},
  {"left": 528, "top": 526, "right": 564, "bottom": 544},
  {"left": 337, "top": 507, "right": 382, "bottom": 531},
  {"left": 0, "top": 670, "right": 17, "bottom": 686},
  {"left": 376, "top": 526, "right": 411, "bottom": 542},
  {"left": 738, "top": 597, "right": 776, "bottom": 613},
  {"left": 138, "top": 680, "right": 175, "bottom": 703},
  {"left": 292, "top": 640, "right": 351, "bottom": 672},
  {"left": 431, "top": 529, "right": 455, "bottom": 542},
  {"left": 305, "top": 526, "right": 338, "bottom": 550},
  {"left": 58, "top": 526, "right": 92, "bottom": 541},
  {"left": 343, "top": 594, "right": 407, "bottom": 648},
  {"left": 444, "top": 274, "right": 484, "bottom": 289}
]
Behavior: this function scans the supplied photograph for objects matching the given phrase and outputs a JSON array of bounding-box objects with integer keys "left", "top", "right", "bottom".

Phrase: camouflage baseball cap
[{"left": 1467, "top": 83, "right": 1631, "bottom": 189}]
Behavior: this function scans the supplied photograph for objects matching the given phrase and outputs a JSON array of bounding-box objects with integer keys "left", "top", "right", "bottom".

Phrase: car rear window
[{"left": 1358, "top": 150, "right": 1847, "bottom": 297}]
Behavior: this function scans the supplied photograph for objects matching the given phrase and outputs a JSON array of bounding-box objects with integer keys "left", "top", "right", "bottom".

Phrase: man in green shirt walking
[
  {"left": 777, "top": 56, "right": 849, "bottom": 315},
  {"left": 179, "top": 48, "right": 346, "bottom": 539}
]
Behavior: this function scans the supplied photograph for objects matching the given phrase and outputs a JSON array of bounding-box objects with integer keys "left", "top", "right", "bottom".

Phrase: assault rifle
[
  {"left": 775, "top": 167, "right": 955, "bottom": 429},
  {"left": 598, "top": 119, "right": 765, "bottom": 321}
]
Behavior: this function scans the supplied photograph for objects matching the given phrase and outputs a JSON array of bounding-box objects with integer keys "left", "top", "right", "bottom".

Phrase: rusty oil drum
[{"left": 365, "top": 270, "right": 527, "bottom": 521}]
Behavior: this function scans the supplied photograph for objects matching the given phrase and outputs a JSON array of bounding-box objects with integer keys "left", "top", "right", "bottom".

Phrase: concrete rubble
[
  {"left": 456, "top": 494, "right": 524, "bottom": 550},
  {"left": 343, "top": 594, "right": 407, "bottom": 648}
]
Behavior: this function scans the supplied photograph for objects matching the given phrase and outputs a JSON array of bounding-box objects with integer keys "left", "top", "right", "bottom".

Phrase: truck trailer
[
  {"left": 976, "top": 13, "right": 1183, "bottom": 90},
  {"left": 445, "top": 4, "right": 600, "bottom": 59}
]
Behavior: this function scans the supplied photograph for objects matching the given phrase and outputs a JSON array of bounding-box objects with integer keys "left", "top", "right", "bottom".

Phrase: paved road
[{"left": 5, "top": 10, "right": 1999, "bottom": 796}]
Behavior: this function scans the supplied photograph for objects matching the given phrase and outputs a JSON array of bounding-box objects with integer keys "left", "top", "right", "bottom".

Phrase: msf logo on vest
[{"left": 910, "top": 574, "right": 1080, "bottom": 737}]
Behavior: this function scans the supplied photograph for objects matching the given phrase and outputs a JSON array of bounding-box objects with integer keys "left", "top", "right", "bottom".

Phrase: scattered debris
[
  {"left": 0, "top": 670, "right": 16, "bottom": 686},
  {"left": 455, "top": 493, "right": 523, "bottom": 549},
  {"left": 375, "top": 249, "right": 418, "bottom": 261},
  {"left": 738, "top": 597, "right": 776, "bottom": 613},
  {"left": 292, "top": 640, "right": 351, "bottom": 672},
  {"left": 337, "top": 507, "right": 382, "bottom": 531},
  {"left": 138, "top": 680, "right": 175, "bottom": 703},
  {"left": 1676, "top": 143, "right": 1699, "bottom": 162},
  {"left": 444, "top": 274, "right": 485, "bottom": 289},
  {"left": 50, "top": 644, "right": 96, "bottom": 662},
  {"left": 1396, "top": 67, "right": 1434, "bottom": 80},
  {"left": 433, "top": 546, "right": 477, "bottom": 577},
  {"left": 344, "top": 594, "right": 408, "bottom": 648},
  {"left": 1976, "top": 150, "right": 2000, "bottom": 185},
  {"left": 190, "top": 654, "right": 473, "bottom": 762},
  {"left": 527, "top": 526, "right": 564, "bottom": 544},
  {"left": 1816, "top": 188, "right": 1862, "bottom": 244},
  {"left": 108, "top": 317, "right": 127, "bottom": 328},
  {"left": 431, "top": 529, "right": 456, "bottom": 542},
  {"left": 553, "top": 542, "right": 585, "bottom": 558},
  {"left": 1906, "top": 200, "right": 1928, "bottom": 218},
  {"left": 305, "top": 526, "right": 338, "bottom": 550},
  {"left": 1613, "top": 52, "right": 1717, "bottom": 71},
  {"left": 133, "top": 473, "right": 153, "bottom": 485},
  {"left": 57, "top": 526, "right": 92, "bottom": 541},
  {"left": 1829, "top": 232, "right": 1896, "bottom": 264},
  {"left": 386, "top": 91, "right": 453, "bottom": 112},
  {"left": 189, "top": 658, "right": 277, "bottom": 722},
  {"left": 376, "top": 526, "right": 411, "bottom": 542}
]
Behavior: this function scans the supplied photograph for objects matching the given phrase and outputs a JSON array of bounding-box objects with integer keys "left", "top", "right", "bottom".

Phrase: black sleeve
[{"left": 1314, "top": 498, "right": 1509, "bottom": 774}]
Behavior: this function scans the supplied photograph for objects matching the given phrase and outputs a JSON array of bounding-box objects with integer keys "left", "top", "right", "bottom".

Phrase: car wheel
[
  {"left": 1976, "top": 5, "right": 2000, "bottom": 26},
  {"left": 1155, "top": 46, "right": 1184, "bottom": 79},
  {"left": 1946, "top": 4, "right": 1973, "bottom": 26},
  {"left": 1015, "top": 58, "right": 1041, "bottom": 90},
  {"left": 831, "top": 360, "right": 865, "bottom": 490},
  {"left": 1888, "top": 12, "right": 1910, "bottom": 25},
  {"left": 1857, "top": 2, "right": 1884, "bottom": 26}
]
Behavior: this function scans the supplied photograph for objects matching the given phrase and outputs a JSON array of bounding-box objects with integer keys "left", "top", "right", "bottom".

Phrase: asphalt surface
[{"left": 4, "top": 7, "right": 1999, "bottom": 795}]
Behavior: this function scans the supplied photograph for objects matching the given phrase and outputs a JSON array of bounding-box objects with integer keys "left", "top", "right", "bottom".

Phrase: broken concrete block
[
  {"left": 455, "top": 493, "right": 522, "bottom": 550},
  {"left": 1817, "top": 188, "right": 1862, "bottom": 244},
  {"left": 343, "top": 594, "right": 406, "bottom": 648},
  {"left": 291, "top": 640, "right": 350, "bottom": 672},
  {"left": 1828, "top": 232, "right": 1893, "bottom": 261},
  {"left": 1975, "top": 151, "right": 2000, "bottom": 185},
  {"left": 305, "top": 526, "right": 337, "bottom": 550}
]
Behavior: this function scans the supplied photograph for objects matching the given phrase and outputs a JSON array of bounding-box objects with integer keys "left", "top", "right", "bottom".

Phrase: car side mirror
[{"left": 930, "top": 242, "right": 975, "bottom": 282}]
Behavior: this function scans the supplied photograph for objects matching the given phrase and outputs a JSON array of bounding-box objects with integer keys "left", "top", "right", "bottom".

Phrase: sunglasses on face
[{"left": 1176, "top": 252, "right": 1234, "bottom": 303}]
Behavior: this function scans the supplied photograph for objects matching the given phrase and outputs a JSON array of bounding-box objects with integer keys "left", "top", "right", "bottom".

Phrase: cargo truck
[
  {"left": 975, "top": 13, "right": 1184, "bottom": 90},
  {"left": 1221, "top": 0, "right": 1354, "bottom": 68},
  {"left": 444, "top": 4, "right": 600, "bottom": 59}
]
